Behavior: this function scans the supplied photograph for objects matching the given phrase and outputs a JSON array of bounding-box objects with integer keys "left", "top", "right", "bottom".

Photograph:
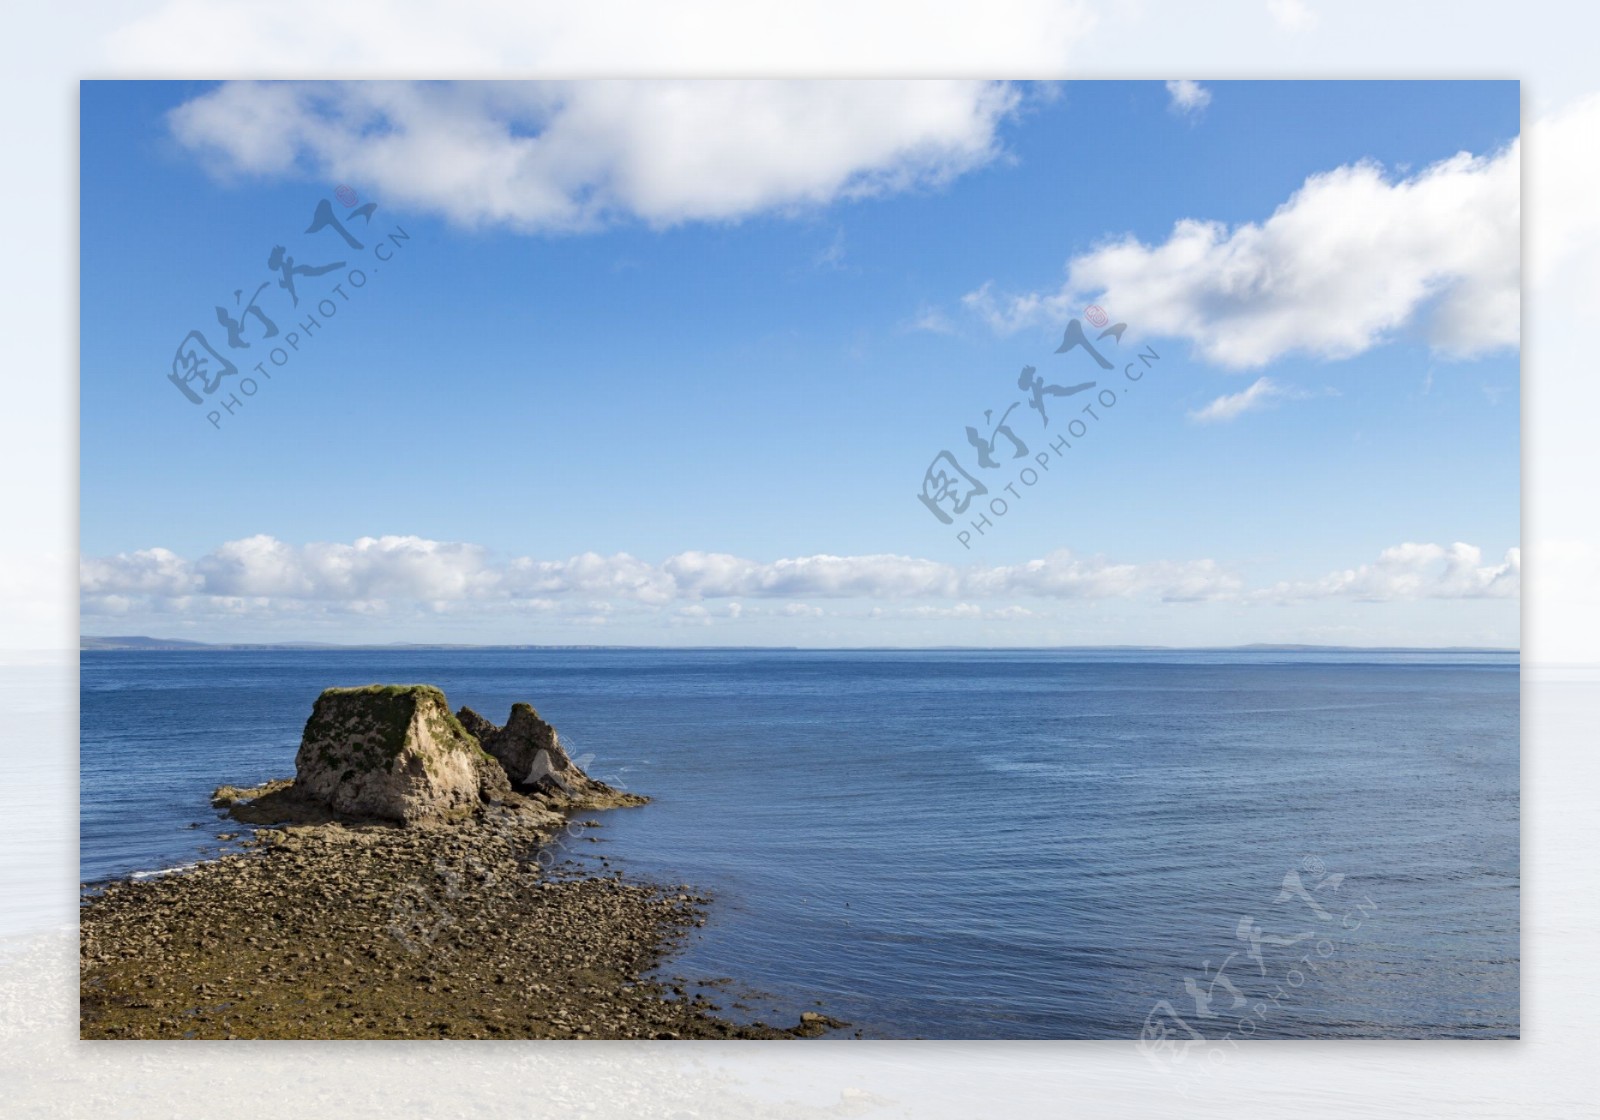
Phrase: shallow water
[{"left": 80, "top": 648, "right": 1519, "bottom": 1039}]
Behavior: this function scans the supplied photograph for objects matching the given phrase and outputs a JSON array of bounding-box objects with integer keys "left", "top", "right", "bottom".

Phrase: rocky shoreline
[{"left": 79, "top": 686, "right": 846, "bottom": 1041}]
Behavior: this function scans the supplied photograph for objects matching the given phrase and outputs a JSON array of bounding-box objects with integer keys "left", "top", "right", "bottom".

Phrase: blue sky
[{"left": 80, "top": 80, "right": 1521, "bottom": 646}]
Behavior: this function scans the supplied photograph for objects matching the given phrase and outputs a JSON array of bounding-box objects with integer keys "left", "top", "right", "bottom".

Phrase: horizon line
[{"left": 79, "top": 634, "right": 1521, "bottom": 654}]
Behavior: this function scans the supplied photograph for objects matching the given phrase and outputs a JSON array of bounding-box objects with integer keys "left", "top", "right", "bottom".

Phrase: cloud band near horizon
[{"left": 80, "top": 535, "right": 1520, "bottom": 623}]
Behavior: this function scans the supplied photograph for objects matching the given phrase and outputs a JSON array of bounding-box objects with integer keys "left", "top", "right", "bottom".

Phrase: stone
[
  {"left": 292, "top": 685, "right": 509, "bottom": 824},
  {"left": 456, "top": 702, "right": 577, "bottom": 792}
]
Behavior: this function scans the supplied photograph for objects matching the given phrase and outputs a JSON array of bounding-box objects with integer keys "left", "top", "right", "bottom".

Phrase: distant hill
[
  {"left": 81, "top": 635, "right": 352, "bottom": 650},
  {"left": 80, "top": 635, "right": 217, "bottom": 650}
]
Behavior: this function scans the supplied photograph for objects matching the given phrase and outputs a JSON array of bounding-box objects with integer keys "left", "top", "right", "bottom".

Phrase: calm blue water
[{"left": 80, "top": 648, "right": 1519, "bottom": 1039}]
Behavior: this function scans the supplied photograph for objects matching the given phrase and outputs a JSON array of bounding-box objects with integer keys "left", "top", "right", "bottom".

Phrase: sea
[{"left": 79, "top": 647, "right": 1520, "bottom": 1040}]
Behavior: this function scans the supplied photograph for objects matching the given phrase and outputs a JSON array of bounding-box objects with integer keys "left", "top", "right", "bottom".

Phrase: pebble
[{"left": 80, "top": 788, "right": 842, "bottom": 1041}]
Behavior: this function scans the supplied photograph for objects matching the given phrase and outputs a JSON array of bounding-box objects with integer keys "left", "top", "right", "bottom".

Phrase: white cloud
[
  {"left": 905, "top": 305, "right": 958, "bottom": 335},
  {"left": 961, "top": 551, "right": 1242, "bottom": 603},
  {"left": 168, "top": 80, "right": 1022, "bottom": 232},
  {"left": 814, "top": 228, "right": 848, "bottom": 269},
  {"left": 1257, "top": 542, "right": 1521, "bottom": 603},
  {"left": 81, "top": 536, "right": 1517, "bottom": 628},
  {"left": 80, "top": 547, "right": 200, "bottom": 597},
  {"left": 1189, "top": 376, "right": 1306, "bottom": 423},
  {"left": 196, "top": 534, "right": 499, "bottom": 601},
  {"left": 1165, "top": 80, "right": 1211, "bottom": 114},
  {"left": 1267, "top": 0, "right": 1319, "bottom": 32},
  {"left": 875, "top": 602, "right": 985, "bottom": 621},
  {"left": 502, "top": 551, "right": 677, "bottom": 604},
  {"left": 963, "top": 141, "right": 1519, "bottom": 367},
  {"left": 960, "top": 281, "right": 1046, "bottom": 334},
  {"left": 662, "top": 551, "right": 961, "bottom": 599}
]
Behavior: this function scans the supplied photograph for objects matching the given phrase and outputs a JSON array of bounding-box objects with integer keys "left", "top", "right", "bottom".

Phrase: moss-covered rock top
[
  {"left": 304, "top": 686, "right": 486, "bottom": 763},
  {"left": 289, "top": 683, "right": 515, "bottom": 824},
  {"left": 319, "top": 683, "right": 449, "bottom": 701}
]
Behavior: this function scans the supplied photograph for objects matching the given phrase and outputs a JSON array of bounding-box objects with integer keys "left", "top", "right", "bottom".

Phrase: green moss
[
  {"left": 428, "top": 706, "right": 487, "bottom": 755},
  {"left": 301, "top": 684, "right": 492, "bottom": 777},
  {"left": 319, "top": 684, "right": 444, "bottom": 697},
  {"left": 302, "top": 685, "right": 431, "bottom": 774}
]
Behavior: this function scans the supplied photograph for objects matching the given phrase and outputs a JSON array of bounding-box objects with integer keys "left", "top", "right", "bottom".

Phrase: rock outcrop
[
  {"left": 457, "top": 702, "right": 576, "bottom": 791},
  {"left": 292, "top": 685, "right": 510, "bottom": 824},
  {"left": 216, "top": 684, "right": 643, "bottom": 828},
  {"left": 455, "top": 702, "right": 641, "bottom": 807}
]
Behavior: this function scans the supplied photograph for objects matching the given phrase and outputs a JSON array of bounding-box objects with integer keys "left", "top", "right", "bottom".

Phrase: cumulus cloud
[
  {"left": 1166, "top": 80, "right": 1211, "bottom": 114},
  {"left": 80, "top": 547, "right": 199, "bottom": 597},
  {"left": 960, "top": 552, "right": 1242, "bottom": 603},
  {"left": 1256, "top": 542, "right": 1521, "bottom": 603},
  {"left": 195, "top": 534, "right": 499, "bottom": 600},
  {"left": 502, "top": 552, "right": 677, "bottom": 604},
  {"left": 662, "top": 551, "right": 961, "bottom": 599},
  {"left": 963, "top": 141, "right": 1519, "bottom": 367},
  {"left": 168, "top": 80, "right": 1022, "bottom": 232},
  {"left": 80, "top": 535, "right": 1518, "bottom": 627}
]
